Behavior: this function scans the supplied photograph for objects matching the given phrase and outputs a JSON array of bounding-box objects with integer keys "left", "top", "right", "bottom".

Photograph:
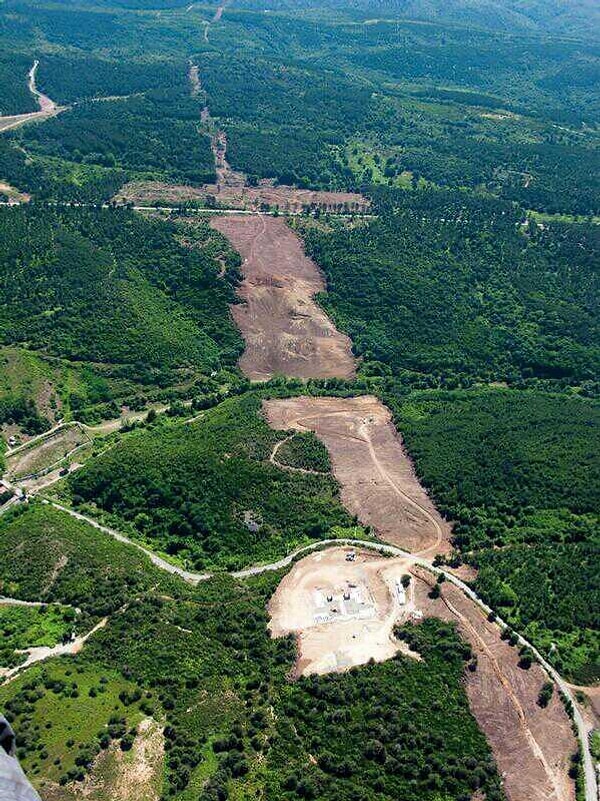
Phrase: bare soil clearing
[
  {"left": 211, "top": 215, "right": 356, "bottom": 381},
  {"left": 0, "top": 181, "right": 30, "bottom": 204},
  {"left": 269, "top": 547, "right": 418, "bottom": 676},
  {"left": 6, "top": 426, "right": 91, "bottom": 480},
  {"left": 264, "top": 395, "right": 452, "bottom": 555},
  {"left": 413, "top": 567, "right": 576, "bottom": 801},
  {"left": 113, "top": 180, "right": 369, "bottom": 213},
  {"left": 43, "top": 718, "right": 164, "bottom": 801},
  {"left": 269, "top": 546, "right": 576, "bottom": 800}
]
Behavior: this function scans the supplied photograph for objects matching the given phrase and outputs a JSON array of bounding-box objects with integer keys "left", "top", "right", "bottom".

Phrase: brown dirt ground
[
  {"left": 113, "top": 180, "right": 369, "bottom": 212},
  {"left": 269, "top": 547, "right": 418, "bottom": 676},
  {"left": 412, "top": 566, "right": 576, "bottom": 801},
  {"left": 264, "top": 395, "right": 452, "bottom": 555},
  {"left": 41, "top": 718, "right": 164, "bottom": 801},
  {"left": 6, "top": 426, "right": 90, "bottom": 479},
  {"left": 0, "top": 181, "right": 30, "bottom": 203},
  {"left": 211, "top": 215, "right": 356, "bottom": 381}
]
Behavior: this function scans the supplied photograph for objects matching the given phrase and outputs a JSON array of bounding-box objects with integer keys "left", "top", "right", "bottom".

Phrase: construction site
[{"left": 269, "top": 547, "right": 421, "bottom": 675}]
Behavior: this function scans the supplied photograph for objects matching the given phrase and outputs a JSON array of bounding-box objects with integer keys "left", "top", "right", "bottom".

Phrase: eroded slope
[{"left": 211, "top": 215, "right": 356, "bottom": 381}]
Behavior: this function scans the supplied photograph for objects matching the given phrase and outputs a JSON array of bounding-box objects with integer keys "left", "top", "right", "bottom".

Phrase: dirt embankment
[
  {"left": 269, "top": 545, "right": 577, "bottom": 801},
  {"left": 211, "top": 215, "right": 356, "bottom": 381},
  {"left": 413, "top": 567, "right": 576, "bottom": 801},
  {"left": 264, "top": 395, "right": 452, "bottom": 555}
]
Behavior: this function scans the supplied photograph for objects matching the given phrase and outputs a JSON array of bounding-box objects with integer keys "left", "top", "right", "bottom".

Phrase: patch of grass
[
  {"left": 0, "top": 604, "right": 76, "bottom": 668},
  {"left": 0, "top": 660, "right": 143, "bottom": 788}
]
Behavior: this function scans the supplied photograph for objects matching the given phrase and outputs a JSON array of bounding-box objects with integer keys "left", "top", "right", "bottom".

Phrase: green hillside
[
  {"left": 67, "top": 393, "right": 354, "bottom": 570},
  {"left": 299, "top": 187, "right": 600, "bottom": 385},
  {"left": 0, "top": 205, "right": 242, "bottom": 429},
  {"left": 0, "top": 503, "right": 503, "bottom": 801},
  {"left": 387, "top": 386, "right": 600, "bottom": 682}
]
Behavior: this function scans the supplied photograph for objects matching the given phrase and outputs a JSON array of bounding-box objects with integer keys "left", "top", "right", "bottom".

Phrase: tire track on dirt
[{"left": 438, "top": 587, "right": 565, "bottom": 800}]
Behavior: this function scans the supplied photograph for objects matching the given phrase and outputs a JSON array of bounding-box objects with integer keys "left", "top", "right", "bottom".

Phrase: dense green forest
[
  {"left": 0, "top": 206, "right": 242, "bottom": 427},
  {"left": 0, "top": 0, "right": 598, "bottom": 212},
  {"left": 67, "top": 393, "right": 354, "bottom": 569},
  {"left": 275, "top": 431, "right": 331, "bottom": 472},
  {"left": 386, "top": 386, "right": 600, "bottom": 682},
  {"left": 298, "top": 187, "right": 599, "bottom": 386},
  {"left": 14, "top": 89, "right": 215, "bottom": 186},
  {"left": 0, "top": 502, "right": 504, "bottom": 800}
]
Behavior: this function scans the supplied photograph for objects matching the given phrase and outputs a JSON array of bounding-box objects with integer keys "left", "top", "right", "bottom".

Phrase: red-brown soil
[
  {"left": 413, "top": 567, "right": 576, "bottom": 801},
  {"left": 264, "top": 395, "right": 452, "bottom": 555},
  {"left": 211, "top": 215, "right": 356, "bottom": 381}
]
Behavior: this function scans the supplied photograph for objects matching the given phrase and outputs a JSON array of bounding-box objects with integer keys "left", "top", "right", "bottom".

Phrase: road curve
[{"left": 34, "top": 501, "right": 597, "bottom": 800}]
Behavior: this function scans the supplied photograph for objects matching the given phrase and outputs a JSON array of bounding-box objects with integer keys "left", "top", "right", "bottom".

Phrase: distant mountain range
[{"left": 241, "top": 0, "right": 600, "bottom": 38}]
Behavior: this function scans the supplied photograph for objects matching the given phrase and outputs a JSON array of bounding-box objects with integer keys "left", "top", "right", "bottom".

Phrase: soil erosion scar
[
  {"left": 264, "top": 395, "right": 452, "bottom": 555},
  {"left": 210, "top": 214, "right": 356, "bottom": 381}
]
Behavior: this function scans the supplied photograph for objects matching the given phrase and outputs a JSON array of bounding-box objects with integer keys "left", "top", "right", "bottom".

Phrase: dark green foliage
[
  {"left": 392, "top": 389, "right": 599, "bottom": 519},
  {"left": 15, "top": 89, "right": 215, "bottom": 184},
  {"left": 68, "top": 394, "right": 352, "bottom": 569},
  {"left": 0, "top": 205, "right": 241, "bottom": 370},
  {"left": 267, "top": 619, "right": 502, "bottom": 801},
  {"left": 0, "top": 139, "right": 128, "bottom": 203},
  {"left": 387, "top": 386, "right": 600, "bottom": 680},
  {"left": 275, "top": 431, "right": 331, "bottom": 472},
  {"left": 301, "top": 188, "right": 600, "bottom": 383},
  {"left": 0, "top": 394, "right": 49, "bottom": 435},
  {"left": 35, "top": 54, "right": 187, "bottom": 105},
  {"left": 0, "top": 54, "right": 37, "bottom": 115},
  {"left": 200, "top": 53, "right": 367, "bottom": 188}
]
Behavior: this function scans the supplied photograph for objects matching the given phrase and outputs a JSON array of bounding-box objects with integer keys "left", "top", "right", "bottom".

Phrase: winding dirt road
[
  {"left": 0, "top": 60, "right": 61, "bottom": 133},
  {"left": 264, "top": 395, "right": 452, "bottom": 556}
]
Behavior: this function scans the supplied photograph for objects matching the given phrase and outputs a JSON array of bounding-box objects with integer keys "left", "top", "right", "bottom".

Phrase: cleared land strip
[
  {"left": 269, "top": 548, "right": 575, "bottom": 800},
  {"left": 211, "top": 214, "right": 356, "bottom": 381},
  {"left": 114, "top": 180, "right": 370, "bottom": 214},
  {"left": 264, "top": 395, "right": 452, "bottom": 555}
]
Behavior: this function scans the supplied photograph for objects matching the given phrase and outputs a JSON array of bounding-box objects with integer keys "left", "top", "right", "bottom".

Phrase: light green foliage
[{"left": 0, "top": 604, "right": 76, "bottom": 669}]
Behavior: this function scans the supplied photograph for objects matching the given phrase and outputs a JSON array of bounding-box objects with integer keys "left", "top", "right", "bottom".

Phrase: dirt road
[
  {"left": 0, "top": 60, "right": 62, "bottom": 133},
  {"left": 23, "top": 501, "right": 596, "bottom": 800},
  {"left": 1, "top": 617, "right": 107, "bottom": 684},
  {"left": 414, "top": 568, "right": 575, "bottom": 801},
  {"left": 264, "top": 395, "right": 452, "bottom": 555},
  {"left": 211, "top": 215, "right": 356, "bottom": 381}
]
